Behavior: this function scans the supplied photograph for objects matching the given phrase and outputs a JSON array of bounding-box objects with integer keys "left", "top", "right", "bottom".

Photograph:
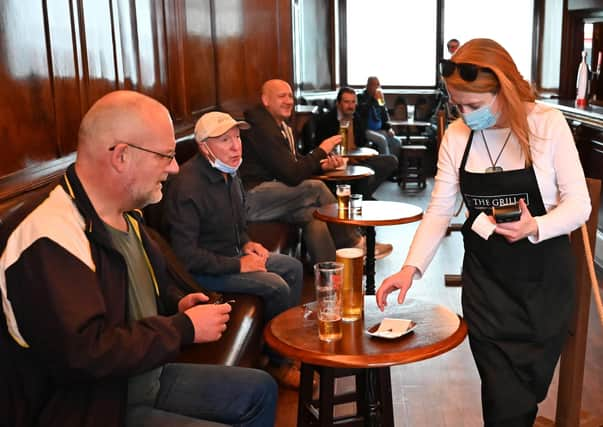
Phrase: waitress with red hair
[{"left": 377, "top": 38, "right": 591, "bottom": 426}]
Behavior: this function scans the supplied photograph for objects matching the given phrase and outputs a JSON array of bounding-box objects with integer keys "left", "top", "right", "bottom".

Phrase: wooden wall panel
[
  {"left": 0, "top": 0, "right": 57, "bottom": 175},
  {"left": 112, "top": 0, "right": 171, "bottom": 104},
  {"left": 242, "top": 0, "right": 293, "bottom": 108},
  {"left": 78, "top": 1, "right": 118, "bottom": 106},
  {"left": 214, "top": 0, "right": 293, "bottom": 117},
  {"left": 242, "top": 0, "right": 282, "bottom": 101},
  {"left": 276, "top": 0, "right": 293, "bottom": 87},
  {"left": 46, "top": 0, "right": 84, "bottom": 157},
  {"left": 0, "top": 0, "right": 292, "bottom": 198},
  {"left": 182, "top": 0, "right": 217, "bottom": 116},
  {"left": 214, "top": 0, "right": 248, "bottom": 116}
]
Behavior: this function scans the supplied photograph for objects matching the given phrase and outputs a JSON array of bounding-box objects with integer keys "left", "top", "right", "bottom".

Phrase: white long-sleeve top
[{"left": 405, "top": 103, "right": 591, "bottom": 276}]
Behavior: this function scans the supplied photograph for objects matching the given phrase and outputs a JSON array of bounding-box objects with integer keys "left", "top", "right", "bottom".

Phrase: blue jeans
[
  {"left": 126, "top": 363, "right": 277, "bottom": 427},
  {"left": 365, "top": 129, "right": 402, "bottom": 159},
  {"left": 245, "top": 180, "right": 360, "bottom": 263},
  {"left": 195, "top": 253, "right": 303, "bottom": 321}
]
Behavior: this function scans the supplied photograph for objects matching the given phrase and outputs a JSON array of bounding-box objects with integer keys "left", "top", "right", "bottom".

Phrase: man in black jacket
[
  {"left": 314, "top": 87, "right": 398, "bottom": 198},
  {"left": 162, "top": 111, "right": 304, "bottom": 388},
  {"left": 240, "top": 79, "right": 392, "bottom": 263}
]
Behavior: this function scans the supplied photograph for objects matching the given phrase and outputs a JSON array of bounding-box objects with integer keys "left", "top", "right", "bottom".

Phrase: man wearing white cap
[{"left": 163, "top": 111, "right": 304, "bottom": 388}]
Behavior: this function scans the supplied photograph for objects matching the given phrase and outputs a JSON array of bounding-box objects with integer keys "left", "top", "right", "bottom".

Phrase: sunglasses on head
[{"left": 440, "top": 59, "right": 492, "bottom": 82}]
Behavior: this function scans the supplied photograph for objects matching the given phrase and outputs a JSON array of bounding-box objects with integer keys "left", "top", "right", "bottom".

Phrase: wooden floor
[{"left": 274, "top": 178, "right": 603, "bottom": 427}]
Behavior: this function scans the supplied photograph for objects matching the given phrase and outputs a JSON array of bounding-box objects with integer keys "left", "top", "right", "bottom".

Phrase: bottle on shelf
[{"left": 576, "top": 50, "right": 589, "bottom": 107}]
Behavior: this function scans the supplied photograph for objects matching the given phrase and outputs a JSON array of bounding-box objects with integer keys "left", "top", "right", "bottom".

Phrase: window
[
  {"left": 344, "top": 0, "right": 535, "bottom": 87},
  {"left": 346, "top": 0, "right": 437, "bottom": 87},
  {"left": 443, "top": 0, "right": 534, "bottom": 82},
  {"left": 539, "top": 0, "right": 563, "bottom": 89}
]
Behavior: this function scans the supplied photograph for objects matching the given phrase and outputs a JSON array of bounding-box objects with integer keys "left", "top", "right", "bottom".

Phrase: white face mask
[{"left": 203, "top": 142, "right": 241, "bottom": 175}]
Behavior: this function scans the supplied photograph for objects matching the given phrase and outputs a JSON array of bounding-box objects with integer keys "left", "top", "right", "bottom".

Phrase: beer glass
[
  {"left": 338, "top": 120, "right": 350, "bottom": 155},
  {"left": 336, "top": 248, "right": 364, "bottom": 321},
  {"left": 375, "top": 87, "right": 385, "bottom": 107},
  {"left": 314, "top": 262, "right": 343, "bottom": 342},
  {"left": 336, "top": 184, "right": 351, "bottom": 211}
]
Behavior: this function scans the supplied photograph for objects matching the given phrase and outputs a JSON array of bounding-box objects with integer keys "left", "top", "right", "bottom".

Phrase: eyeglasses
[
  {"left": 440, "top": 59, "right": 492, "bottom": 82},
  {"left": 109, "top": 141, "right": 176, "bottom": 162}
]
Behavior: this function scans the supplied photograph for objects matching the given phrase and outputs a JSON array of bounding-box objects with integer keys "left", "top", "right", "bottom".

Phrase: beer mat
[{"left": 366, "top": 318, "right": 416, "bottom": 339}]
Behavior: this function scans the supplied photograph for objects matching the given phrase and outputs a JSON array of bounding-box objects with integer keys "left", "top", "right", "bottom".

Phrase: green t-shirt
[{"left": 106, "top": 217, "right": 162, "bottom": 407}]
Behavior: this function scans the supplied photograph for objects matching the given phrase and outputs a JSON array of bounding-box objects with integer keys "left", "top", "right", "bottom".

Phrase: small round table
[
  {"left": 312, "top": 164, "right": 375, "bottom": 182},
  {"left": 314, "top": 201, "right": 423, "bottom": 295},
  {"left": 265, "top": 297, "right": 468, "bottom": 427}
]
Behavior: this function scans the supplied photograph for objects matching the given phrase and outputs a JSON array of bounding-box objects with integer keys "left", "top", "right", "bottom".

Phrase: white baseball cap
[{"left": 194, "top": 111, "right": 250, "bottom": 142}]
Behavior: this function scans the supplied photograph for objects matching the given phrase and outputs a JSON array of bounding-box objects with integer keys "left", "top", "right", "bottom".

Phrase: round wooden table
[
  {"left": 314, "top": 201, "right": 423, "bottom": 295},
  {"left": 312, "top": 164, "right": 375, "bottom": 182},
  {"left": 265, "top": 297, "right": 468, "bottom": 426}
]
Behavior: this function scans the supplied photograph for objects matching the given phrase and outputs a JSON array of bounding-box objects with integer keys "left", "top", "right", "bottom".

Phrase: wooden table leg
[
  {"left": 365, "top": 226, "right": 376, "bottom": 295},
  {"left": 297, "top": 363, "right": 315, "bottom": 426},
  {"left": 364, "top": 367, "right": 394, "bottom": 427}
]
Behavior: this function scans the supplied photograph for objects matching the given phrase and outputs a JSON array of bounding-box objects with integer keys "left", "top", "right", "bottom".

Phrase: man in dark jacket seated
[
  {"left": 0, "top": 91, "right": 276, "bottom": 427},
  {"left": 314, "top": 87, "right": 398, "bottom": 200},
  {"left": 162, "top": 111, "right": 304, "bottom": 388},
  {"left": 240, "top": 79, "right": 392, "bottom": 263}
]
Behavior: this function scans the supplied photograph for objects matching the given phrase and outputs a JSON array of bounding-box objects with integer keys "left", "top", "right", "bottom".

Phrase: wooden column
[{"left": 541, "top": 178, "right": 601, "bottom": 427}]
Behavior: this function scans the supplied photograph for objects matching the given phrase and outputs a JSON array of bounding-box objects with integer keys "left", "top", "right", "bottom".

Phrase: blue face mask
[
  {"left": 204, "top": 143, "right": 242, "bottom": 175},
  {"left": 461, "top": 95, "right": 498, "bottom": 130}
]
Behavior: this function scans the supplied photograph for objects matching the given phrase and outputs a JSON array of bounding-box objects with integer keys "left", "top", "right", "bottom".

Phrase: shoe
[
  {"left": 374, "top": 242, "right": 393, "bottom": 260},
  {"left": 266, "top": 363, "right": 301, "bottom": 389},
  {"left": 352, "top": 236, "right": 394, "bottom": 260}
]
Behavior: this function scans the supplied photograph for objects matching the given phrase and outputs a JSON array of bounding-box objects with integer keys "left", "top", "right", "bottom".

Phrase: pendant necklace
[{"left": 482, "top": 130, "right": 511, "bottom": 173}]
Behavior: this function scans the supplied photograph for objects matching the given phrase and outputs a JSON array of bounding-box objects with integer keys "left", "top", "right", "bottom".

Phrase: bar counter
[{"left": 538, "top": 98, "right": 603, "bottom": 128}]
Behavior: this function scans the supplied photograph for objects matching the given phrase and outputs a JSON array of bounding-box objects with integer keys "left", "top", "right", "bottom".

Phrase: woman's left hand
[{"left": 494, "top": 198, "right": 539, "bottom": 243}]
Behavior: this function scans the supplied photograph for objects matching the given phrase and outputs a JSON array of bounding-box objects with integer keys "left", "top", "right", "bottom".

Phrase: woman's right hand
[{"left": 376, "top": 265, "right": 417, "bottom": 311}]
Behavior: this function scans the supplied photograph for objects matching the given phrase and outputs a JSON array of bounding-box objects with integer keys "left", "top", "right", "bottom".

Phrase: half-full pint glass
[
  {"left": 336, "top": 248, "right": 364, "bottom": 321},
  {"left": 314, "top": 261, "right": 343, "bottom": 342},
  {"left": 339, "top": 120, "right": 350, "bottom": 154},
  {"left": 336, "top": 184, "right": 351, "bottom": 211}
]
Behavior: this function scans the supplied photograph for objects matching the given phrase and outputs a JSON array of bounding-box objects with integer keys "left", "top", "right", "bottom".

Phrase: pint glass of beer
[
  {"left": 336, "top": 184, "right": 351, "bottom": 211},
  {"left": 336, "top": 248, "right": 364, "bottom": 321},
  {"left": 338, "top": 120, "right": 350, "bottom": 155},
  {"left": 375, "top": 87, "right": 385, "bottom": 107},
  {"left": 314, "top": 261, "right": 343, "bottom": 342}
]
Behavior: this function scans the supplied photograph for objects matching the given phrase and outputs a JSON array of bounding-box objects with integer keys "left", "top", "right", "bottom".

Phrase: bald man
[
  {"left": 0, "top": 91, "right": 276, "bottom": 427},
  {"left": 240, "top": 79, "right": 392, "bottom": 262}
]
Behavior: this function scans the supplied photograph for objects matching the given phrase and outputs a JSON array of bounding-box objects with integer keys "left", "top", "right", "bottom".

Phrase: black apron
[{"left": 459, "top": 131, "right": 574, "bottom": 425}]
